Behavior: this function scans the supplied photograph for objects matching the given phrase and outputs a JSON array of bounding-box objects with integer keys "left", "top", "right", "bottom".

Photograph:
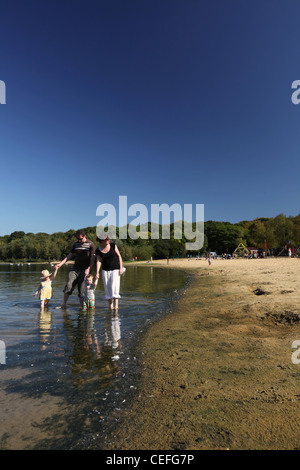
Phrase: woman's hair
[{"left": 97, "top": 232, "right": 110, "bottom": 242}]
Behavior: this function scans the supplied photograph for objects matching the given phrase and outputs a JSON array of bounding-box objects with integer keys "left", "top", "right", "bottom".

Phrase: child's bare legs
[
  {"left": 114, "top": 298, "right": 119, "bottom": 310},
  {"left": 40, "top": 300, "right": 45, "bottom": 312}
]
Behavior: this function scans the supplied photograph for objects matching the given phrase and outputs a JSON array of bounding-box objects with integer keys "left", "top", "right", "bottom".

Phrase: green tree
[{"left": 247, "top": 220, "right": 267, "bottom": 247}]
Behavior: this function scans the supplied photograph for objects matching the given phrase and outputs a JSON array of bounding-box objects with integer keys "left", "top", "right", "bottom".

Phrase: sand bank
[{"left": 103, "top": 257, "right": 300, "bottom": 450}]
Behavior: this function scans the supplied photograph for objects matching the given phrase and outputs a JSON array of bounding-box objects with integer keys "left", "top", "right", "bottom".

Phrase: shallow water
[{"left": 0, "top": 263, "right": 188, "bottom": 449}]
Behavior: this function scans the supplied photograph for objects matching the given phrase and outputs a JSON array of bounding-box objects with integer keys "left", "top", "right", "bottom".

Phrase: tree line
[{"left": 0, "top": 213, "right": 299, "bottom": 262}]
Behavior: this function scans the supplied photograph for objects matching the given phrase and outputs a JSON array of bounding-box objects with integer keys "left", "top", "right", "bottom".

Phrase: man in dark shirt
[{"left": 55, "top": 229, "right": 95, "bottom": 309}]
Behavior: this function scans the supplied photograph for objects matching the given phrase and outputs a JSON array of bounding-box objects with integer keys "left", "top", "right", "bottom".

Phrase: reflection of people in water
[
  {"left": 103, "top": 310, "right": 122, "bottom": 353},
  {"left": 83, "top": 310, "right": 101, "bottom": 359},
  {"left": 62, "top": 310, "right": 122, "bottom": 388},
  {"left": 38, "top": 310, "right": 52, "bottom": 350}
]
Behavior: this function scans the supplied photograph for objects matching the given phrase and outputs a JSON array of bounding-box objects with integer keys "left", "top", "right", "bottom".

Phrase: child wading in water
[
  {"left": 34, "top": 269, "right": 57, "bottom": 311},
  {"left": 83, "top": 274, "right": 98, "bottom": 311}
]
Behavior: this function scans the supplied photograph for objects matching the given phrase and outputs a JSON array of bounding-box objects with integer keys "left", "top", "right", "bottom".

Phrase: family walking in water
[{"left": 34, "top": 229, "right": 124, "bottom": 311}]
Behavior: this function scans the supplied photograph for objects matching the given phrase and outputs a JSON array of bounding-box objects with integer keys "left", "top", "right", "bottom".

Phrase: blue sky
[{"left": 1, "top": 0, "right": 300, "bottom": 236}]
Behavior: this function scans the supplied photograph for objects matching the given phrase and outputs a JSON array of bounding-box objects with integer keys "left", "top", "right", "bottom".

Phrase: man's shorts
[{"left": 63, "top": 269, "right": 86, "bottom": 297}]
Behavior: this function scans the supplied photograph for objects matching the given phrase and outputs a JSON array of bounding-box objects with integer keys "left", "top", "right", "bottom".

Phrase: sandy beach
[{"left": 102, "top": 257, "right": 300, "bottom": 450}]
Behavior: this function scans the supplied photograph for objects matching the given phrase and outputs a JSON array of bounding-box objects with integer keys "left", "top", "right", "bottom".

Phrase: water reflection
[
  {"left": 83, "top": 312, "right": 101, "bottom": 360},
  {"left": 59, "top": 310, "right": 123, "bottom": 390},
  {"left": 0, "top": 264, "right": 188, "bottom": 449},
  {"left": 103, "top": 310, "right": 122, "bottom": 355},
  {"left": 38, "top": 310, "right": 52, "bottom": 348}
]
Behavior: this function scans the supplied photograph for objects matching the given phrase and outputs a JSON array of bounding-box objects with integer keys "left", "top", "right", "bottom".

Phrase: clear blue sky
[{"left": 1, "top": 0, "right": 300, "bottom": 236}]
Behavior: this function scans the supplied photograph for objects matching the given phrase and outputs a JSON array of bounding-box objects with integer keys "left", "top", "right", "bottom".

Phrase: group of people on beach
[{"left": 34, "top": 230, "right": 124, "bottom": 312}]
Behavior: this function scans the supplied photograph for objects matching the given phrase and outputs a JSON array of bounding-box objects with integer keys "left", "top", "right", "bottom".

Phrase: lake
[{"left": 0, "top": 262, "right": 188, "bottom": 449}]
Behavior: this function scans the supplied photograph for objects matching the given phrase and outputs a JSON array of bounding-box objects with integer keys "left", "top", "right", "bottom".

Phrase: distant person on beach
[
  {"left": 95, "top": 233, "right": 124, "bottom": 310},
  {"left": 55, "top": 229, "right": 95, "bottom": 309},
  {"left": 83, "top": 274, "right": 98, "bottom": 310},
  {"left": 34, "top": 269, "right": 57, "bottom": 312}
]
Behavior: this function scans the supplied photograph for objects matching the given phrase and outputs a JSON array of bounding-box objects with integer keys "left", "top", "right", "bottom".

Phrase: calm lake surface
[{"left": 0, "top": 263, "right": 188, "bottom": 449}]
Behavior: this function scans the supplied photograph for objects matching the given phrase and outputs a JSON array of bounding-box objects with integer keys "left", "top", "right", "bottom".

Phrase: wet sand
[{"left": 102, "top": 257, "right": 300, "bottom": 450}]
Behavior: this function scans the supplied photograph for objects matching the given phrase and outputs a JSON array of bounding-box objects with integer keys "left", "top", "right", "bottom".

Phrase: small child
[
  {"left": 83, "top": 274, "right": 98, "bottom": 310},
  {"left": 34, "top": 269, "right": 57, "bottom": 311}
]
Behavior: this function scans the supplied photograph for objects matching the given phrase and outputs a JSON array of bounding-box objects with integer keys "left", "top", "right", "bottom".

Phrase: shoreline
[{"left": 101, "top": 257, "right": 300, "bottom": 450}]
